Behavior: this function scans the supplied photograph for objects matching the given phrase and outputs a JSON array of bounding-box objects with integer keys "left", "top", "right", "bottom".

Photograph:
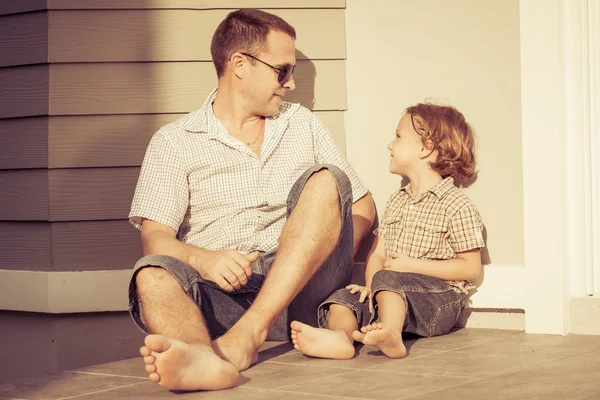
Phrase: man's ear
[{"left": 229, "top": 52, "right": 246, "bottom": 80}]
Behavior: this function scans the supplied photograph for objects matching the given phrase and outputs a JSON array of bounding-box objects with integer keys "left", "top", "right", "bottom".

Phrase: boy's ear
[{"left": 420, "top": 140, "right": 436, "bottom": 160}]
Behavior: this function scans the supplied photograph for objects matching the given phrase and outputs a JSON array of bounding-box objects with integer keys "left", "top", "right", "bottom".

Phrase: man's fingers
[
  {"left": 217, "top": 277, "right": 235, "bottom": 292},
  {"left": 245, "top": 251, "right": 260, "bottom": 262},
  {"left": 221, "top": 269, "right": 241, "bottom": 290},
  {"left": 230, "top": 263, "right": 249, "bottom": 286},
  {"left": 233, "top": 253, "right": 254, "bottom": 278}
]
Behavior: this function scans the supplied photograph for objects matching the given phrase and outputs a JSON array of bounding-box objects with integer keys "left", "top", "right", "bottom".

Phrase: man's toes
[
  {"left": 140, "top": 346, "right": 151, "bottom": 357},
  {"left": 143, "top": 355, "right": 154, "bottom": 365},
  {"left": 144, "top": 334, "right": 172, "bottom": 353},
  {"left": 145, "top": 364, "right": 156, "bottom": 373},
  {"left": 149, "top": 372, "right": 160, "bottom": 383}
]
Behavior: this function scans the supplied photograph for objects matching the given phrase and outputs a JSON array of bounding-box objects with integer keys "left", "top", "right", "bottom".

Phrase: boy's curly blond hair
[{"left": 406, "top": 103, "right": 477, "bottom": 181}]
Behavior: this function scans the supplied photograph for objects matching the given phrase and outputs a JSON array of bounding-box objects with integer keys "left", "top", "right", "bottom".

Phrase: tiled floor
[{"left": 2, "top": 328, "right": 600, "bottom": 400}]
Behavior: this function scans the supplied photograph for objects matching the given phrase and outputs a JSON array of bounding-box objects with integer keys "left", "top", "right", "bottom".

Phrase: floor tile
[
  {"left": 265, "top": 342, "right": 442, "bottom": 370},
  {"left": 407, "top": 350, "right": 600, "bottom": 400},
  {"left": 240, "top": 362, "right": 353, "bottom": 389},
  {"left": 279, "top": 369, "right": 474, "bottom": 399},
  {"left": 370, "top": 332, "right": 600, "bottom": 378},
  {"left": 66, "top": 381, "right": 248, "bottom": 400},
  {"left": 0, "top": 372, "right": 145, "bottom": 400},
  {"left": 72, "top": 358, "right": 146, "bottom": 378},
  {"left": 404, "top": 327, "right": 521, "bottom": 350}
]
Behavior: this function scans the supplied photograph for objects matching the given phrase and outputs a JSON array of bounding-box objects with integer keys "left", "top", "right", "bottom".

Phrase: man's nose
[{"left": 284, "top": 75, "right": 296, "bottom": 91}]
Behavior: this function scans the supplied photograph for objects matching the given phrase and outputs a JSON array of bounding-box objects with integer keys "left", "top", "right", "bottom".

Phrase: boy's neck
[{"left": 405, "top": 169, "right": 444, "bottom": 200}]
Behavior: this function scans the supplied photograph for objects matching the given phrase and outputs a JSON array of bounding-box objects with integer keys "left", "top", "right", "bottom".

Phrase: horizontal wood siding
[
  {"left": 0, "top": 4, "right": 347, "bottom": 277},
  {"left": 48, "top": 9, "right": 345, "bottom": 62},
  {"left": 0, "top": 11, "right": 48, "bottom": 67}
]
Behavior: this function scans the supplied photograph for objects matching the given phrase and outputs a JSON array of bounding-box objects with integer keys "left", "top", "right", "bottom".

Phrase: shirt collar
[
  {"left": 177, "top": 87, "right": 300, "bottom": 134},
  {"left": 400, "top": 177, "right": 455, "bottom": 200}
]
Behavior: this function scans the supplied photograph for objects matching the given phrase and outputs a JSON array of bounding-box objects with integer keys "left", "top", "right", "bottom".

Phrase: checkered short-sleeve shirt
[
  {"left": 129, "top": 89, "right": 369, "bottom": 254},
  {"left": 376, "top": 177, "right": 485, "bottom": 293}
]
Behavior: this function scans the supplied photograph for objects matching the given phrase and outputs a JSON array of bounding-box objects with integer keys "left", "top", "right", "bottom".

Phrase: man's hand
[
  {"left": 188, "top": 250, "right": 259, "bottom": 292},
  {"left": 383, "top": 252, "right": 415, "bottom": 272},
  {"left": 346, "top": 284, "right": 371, "bottom": 303}
]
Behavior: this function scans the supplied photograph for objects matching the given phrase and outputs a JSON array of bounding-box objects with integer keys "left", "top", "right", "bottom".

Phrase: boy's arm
[
  {"left": 384, "top": 249, "right": 482, "bottom": 281},
  {"left": 364, "top": 235, "right": 386, "bottom": 288}
]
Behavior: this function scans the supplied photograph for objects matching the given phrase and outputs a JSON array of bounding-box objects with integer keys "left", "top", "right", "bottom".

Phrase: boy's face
[{"left": 387, "top": 113, "right": 424, "bottom": 176}]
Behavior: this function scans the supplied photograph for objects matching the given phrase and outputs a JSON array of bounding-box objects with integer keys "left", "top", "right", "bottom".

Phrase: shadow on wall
[{"left": 284, "top": 49, "right": 315, "bottom": 110}]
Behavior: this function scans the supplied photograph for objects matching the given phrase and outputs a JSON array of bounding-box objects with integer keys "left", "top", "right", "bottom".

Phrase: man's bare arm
[
  {"left": 140, "top": 219, "right": 258, "bottom": 291},
  {"left": 351, "top": 192, "right": 376, "bottom": 256}
]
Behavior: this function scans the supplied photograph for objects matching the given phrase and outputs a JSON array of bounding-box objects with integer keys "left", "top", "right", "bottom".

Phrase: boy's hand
[
  {"left": 384, "top": 252, "right": 415, "bottom": 272},
  {"left": 346, "top": 284, "right": 371, "bottom": 303}
]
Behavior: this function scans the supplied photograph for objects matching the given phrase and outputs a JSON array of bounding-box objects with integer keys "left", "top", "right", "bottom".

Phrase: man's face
[{"left": 246, "top": 30, "right": 297, "bottom": 117}]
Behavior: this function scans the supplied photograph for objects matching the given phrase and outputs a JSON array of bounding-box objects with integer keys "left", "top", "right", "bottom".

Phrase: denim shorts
[
  {"left": 319, "top": 270, "right": 467, "bottom": 337},
  {"left": 128, "top": 164, "right": 355, "bottom": 341}
]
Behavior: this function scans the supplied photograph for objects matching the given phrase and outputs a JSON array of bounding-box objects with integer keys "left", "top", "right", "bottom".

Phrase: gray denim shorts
[
  {"left": 128, "top": 163, "right": 355, "bottom": 341},
  {"left": 319, "top": 270, "right": 467, "bottom": 338}
]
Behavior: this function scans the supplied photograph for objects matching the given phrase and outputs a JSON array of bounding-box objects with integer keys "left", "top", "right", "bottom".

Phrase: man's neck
[{"left": 212, "top": 84, "right": 263, "bottom": 134}]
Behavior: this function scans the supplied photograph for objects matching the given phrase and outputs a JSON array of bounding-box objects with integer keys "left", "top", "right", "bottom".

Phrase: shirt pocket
[{"left": 413, "top": 219, "right": 448, "bottom": 259}]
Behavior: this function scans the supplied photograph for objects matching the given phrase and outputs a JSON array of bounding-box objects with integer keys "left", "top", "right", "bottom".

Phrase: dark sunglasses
[{"left": 241, "top": 52, "right": 295, "bottom": 86}]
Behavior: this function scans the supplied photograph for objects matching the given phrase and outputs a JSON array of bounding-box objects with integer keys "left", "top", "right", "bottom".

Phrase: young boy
[{"left": 290, "top": 103, "right": 485, "bottom": 359}]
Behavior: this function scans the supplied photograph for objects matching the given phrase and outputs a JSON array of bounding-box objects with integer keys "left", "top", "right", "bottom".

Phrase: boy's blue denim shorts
[{"left": 318, "top": 270, "right": 467, "bottom": 337}]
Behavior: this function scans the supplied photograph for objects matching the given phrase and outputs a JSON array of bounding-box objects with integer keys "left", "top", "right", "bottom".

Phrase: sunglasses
[{"left": 241, "top": 52, "right": 295, "bottom": 86}]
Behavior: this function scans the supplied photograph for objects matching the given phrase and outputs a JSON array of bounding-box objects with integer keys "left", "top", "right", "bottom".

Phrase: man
[{"left": 129, "top": 9, "right": 375, "bottom": 391}]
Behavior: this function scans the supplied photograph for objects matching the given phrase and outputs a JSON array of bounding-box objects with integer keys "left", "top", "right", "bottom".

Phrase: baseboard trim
[{"left": 0, "top": 263, "right": 525, "bottom": 313}]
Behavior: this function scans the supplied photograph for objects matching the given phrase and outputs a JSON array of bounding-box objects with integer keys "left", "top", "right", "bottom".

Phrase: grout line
[
  {"left": 272, "top": 388, "right": 375, "bottom": 400},
  {"left": 264, "top": 360, "right": 362, "bottom": 370},
  {"left": 273, "top": 368, "right": 360, "bottom": 390},
  {"left": 57, "top": 381, "right": 150, "bottom": 400},
  {"left": 66, "top": 371, "right": 147, "bottom": 380}
]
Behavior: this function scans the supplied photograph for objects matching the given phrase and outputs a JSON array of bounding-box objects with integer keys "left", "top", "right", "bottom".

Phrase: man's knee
[{"left": 135, "top": 266, "right": 178, "bottom": 296}]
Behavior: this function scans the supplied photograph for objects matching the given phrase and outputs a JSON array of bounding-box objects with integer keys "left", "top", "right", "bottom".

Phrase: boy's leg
[{"left": 354, "top": 270, "right": 466, "bottom": 358}]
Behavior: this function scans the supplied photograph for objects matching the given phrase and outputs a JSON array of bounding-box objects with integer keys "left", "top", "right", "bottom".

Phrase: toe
[
  {"left": 351, "top": 330, "right": 366, "bottom": 342},
  {"left": 145, "top": 335, "right": 172, "bottom": 353},
  {"left": 145, "top": 364, "right": 156, "bottom": 373},
  {"left": 290, "top": 320, "right": 305, "bottom": 332},
  {"left": 149, "top": 372, "right": 160, "bottom": 383},
  {"left": 140, "top": 346, "right": 151, "bottom": 357},
  {"left": 143, "top": 355, "right": 154, "bottom": 365}
]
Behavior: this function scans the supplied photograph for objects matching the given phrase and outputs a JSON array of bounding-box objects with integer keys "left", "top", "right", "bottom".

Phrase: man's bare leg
[
  {"left": 213, "top": 170, "right": 343, "bottom": 370},
  {"left": 136, "top": 267, "right": 239, "bottom": 390},
  {"left": 290, "top": 304, "right": 357, "bottom": 359},
  {"left": 352, "top": 291, "right": 407, "bottom": 358}
]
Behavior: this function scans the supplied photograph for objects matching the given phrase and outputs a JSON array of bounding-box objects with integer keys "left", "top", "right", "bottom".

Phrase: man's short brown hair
[
  {"left": 210, "top": 9, "right": 296, "bottom": 78},
  {"left": 406, "top": 103, "right": 477, "bottom": 181}
]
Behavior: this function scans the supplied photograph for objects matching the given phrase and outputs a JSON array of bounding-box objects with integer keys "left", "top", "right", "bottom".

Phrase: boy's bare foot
[
  {"left": 351, "top": 322, "right": 407, "bottom": 359},
  {"left": 290, "top": 321, "right": 355, "bottom": 359},
  {"left": 140, "top": 335, "right": 239, "bottom": 391}
]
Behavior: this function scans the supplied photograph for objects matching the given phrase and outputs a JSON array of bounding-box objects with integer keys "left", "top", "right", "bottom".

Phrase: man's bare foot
[
  {"left": 213, "top": 320, "right": 265, "bottom": 371},
  {"left": 290, "top": 321, "right": 355, "bottom": 359},
  {"left": 351, "top": 322, "right": 407, "bottom": 359},
  {"left": 140, "top": 335, "right": 239, "bottom": 391}
]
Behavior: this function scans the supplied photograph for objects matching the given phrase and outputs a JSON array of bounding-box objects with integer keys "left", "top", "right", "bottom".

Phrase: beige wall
[{"left": 345, "top": 0, "right": 524, "bottom": 266}]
